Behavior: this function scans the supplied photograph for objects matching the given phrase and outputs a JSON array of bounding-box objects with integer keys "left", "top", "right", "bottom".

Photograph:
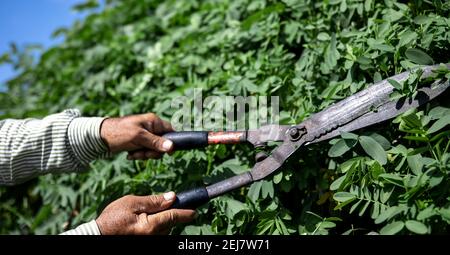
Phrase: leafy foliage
[
  {"left": 331, "top": 107, "right": 450, "bottom": 235},
  {"left": 0, "top": 0, "right": 449, "bottom": 235}
]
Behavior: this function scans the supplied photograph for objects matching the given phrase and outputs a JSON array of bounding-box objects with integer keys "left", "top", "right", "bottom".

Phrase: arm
[
  {"left": 0, "top": 110, "right": 175, "bottom": 186},
  {"left": 0, "top": 109, "right": 108, "bottom": 185},
  {"left": 60, "top": 192, "right": 196, "bottom": 235}
]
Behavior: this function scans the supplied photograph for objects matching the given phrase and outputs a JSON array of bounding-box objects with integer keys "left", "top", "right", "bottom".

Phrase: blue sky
[{"left": 0, "top": 0, "right": 84, "bottom": 85}]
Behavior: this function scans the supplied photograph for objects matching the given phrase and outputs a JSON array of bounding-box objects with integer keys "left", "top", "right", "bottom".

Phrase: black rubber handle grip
[
  {"left": 171, "top": 187, "right": 209, "bottom": 209},
  {"left": 162, "top": 131, "right": 208, "bottom": 150}
]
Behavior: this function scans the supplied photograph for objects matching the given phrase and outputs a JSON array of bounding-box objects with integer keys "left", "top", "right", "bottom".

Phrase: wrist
[
  {"left": 99, "top": 117, "right": 112, "bottom": 151},
  {"left": 99, "top": 117, "right": 121, "bottom": 153},
  {"left": 95, "top": 218, "right": 105, "bottom": 235},
  {"left": 68, "top": 117, "right": 110, "bottom": 165}
]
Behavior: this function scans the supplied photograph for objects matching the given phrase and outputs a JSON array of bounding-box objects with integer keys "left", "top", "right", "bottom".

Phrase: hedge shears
[{"left": 163, "top": 65, "right": 450, "bottom": 209}]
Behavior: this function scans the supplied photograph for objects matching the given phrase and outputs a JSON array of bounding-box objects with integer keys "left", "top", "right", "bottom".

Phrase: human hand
[
  {"left": 95, "top": 192, "right": 196, "bottom": 235},
  {"left": 100, "top": 113, "right": 174, "bottom": 160}
]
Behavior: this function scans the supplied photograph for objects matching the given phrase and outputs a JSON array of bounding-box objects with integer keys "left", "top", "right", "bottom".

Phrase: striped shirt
[{"left": 0, "top": 109, "right": 109, "bottom": 235}]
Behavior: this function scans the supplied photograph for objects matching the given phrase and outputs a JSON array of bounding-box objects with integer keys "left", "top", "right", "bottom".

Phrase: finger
[
  {"left": 138, "top": 131, "right": 173, "bottom": 153},
  {"left": 141, "top": 113, "right": 159, "bottom": 132},
  {"left": 127, "top": 151, "right": 146, "bottom": 160},
  {"left": 148, "top": 209, "right": 196, "bottom": 233},
  {"left": 150, "top": 118, "right": 174, "bottom": 135},
  {"left": 128, "top": 150, "right": 163, "bottom": 160},
  {"left": 160, "top": 119, "right": 175, "bottom": 133},
  {"left": 131, "top": 192, "right": 176, "bottom": 214},
  {"left": 144, "top": 150, "right": 163, "bottom": 159},
  {"left": 134, "top": 214, "right": 172, "bottom": 235},
  {"left": 139, "top": 112, "right": 174, "bottom": 134}
]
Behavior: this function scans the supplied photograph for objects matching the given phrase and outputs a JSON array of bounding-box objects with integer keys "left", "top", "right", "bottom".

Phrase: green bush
[{"left": 1, "top": 0, "right": 449, "bottom": 235}]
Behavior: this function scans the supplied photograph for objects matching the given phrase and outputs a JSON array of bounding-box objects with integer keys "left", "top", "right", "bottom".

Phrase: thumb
[
  {"left": 148, "top": 209, "right": 197, "bottom": 233},
  {"left": 133, "top": 192, "right": 176, "bottom": 214},
  {"left": 139, "top": 131, "right": 173, "bottom": 153}
]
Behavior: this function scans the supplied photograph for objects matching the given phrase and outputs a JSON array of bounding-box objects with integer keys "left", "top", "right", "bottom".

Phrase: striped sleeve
[
  {"left": 0, "top": 109, "right": 110, "bottom": 186},
  {"left": 68, "top": 116, "right": 111, "bottom": 166},
  {"left": 60, "top": 220, "right": 101, "bottom": 235}
]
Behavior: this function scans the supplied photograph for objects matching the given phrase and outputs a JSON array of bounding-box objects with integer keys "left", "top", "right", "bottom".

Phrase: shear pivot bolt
[{"left": 288, "top": 127, "right": 306, "bottom": 141}]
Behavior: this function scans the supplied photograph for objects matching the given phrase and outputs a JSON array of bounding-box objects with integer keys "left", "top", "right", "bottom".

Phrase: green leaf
[
  {"left": 324, "top": 33, "right": 340, "bottom": 71},
  {"left": 73, "top": 0, "right": 99, "bottom": 12},
  {"left": 368, "top": 160, "right": 384, "bottom": 179},
  {"left": 248, "top": 181, "right": 262, "bottom": 202},
  {"left": 364, "top": 0, "right": 372, "bottom": 11},
  {"left": 405, "top": 48, "right": 434, "bottom": 65},
  {"left": 398, "top": 30, "right": 417, "bottom": 47},
  {"left": 358, "top": 200, "right": 371, "bottom": 216},
  {"left": 359, "top": 136, "right": 387, "bottom": 165},
  {"left": 383, "top": 9, "right": 403, "bottom": 22},
  {"left": 333, "top": 192, "right": 356, "bottom": 202},
  {"left": 224, "top": 198, "right": 247, "bottom": 218},
  {"left": 328, "top": 139, "right": 356, "bottom": 157},
  {"left": 404, "top": 136, "right": 428, "bottom": 142},
  {"left": 349, "top": 200, "right": 362, "bottom": 214},
  {"left": 273, "top": 172, "right": 283, "bottom": 184},
  {"left": 371, "top": 202, "right": 380, "bottom": 219},
  {"left": 334, "top": 198, "right": 357, "bottom": 210},
  {"left": 407, "top": 154, "right": 423, "bottom": 175},
  {"left": 31, "top": 205, "right": 52, "bottom": 230},
  {"left": 375, "top": 44, "right": 395, "bottom": 52},
  {"left": 261, "top": 180, "right": 274, "bottom": 198},
  {"left": 427, "top": 115, "right": 450, "bottom": 134},
  {"left": 357, "top": 56, "right": 371, "bottom": 65},
  {"left": 380, "top": 187, "right": 394, "bottom": 204},
  {"left": 340, "top": 132, "right": 359, "bottom": 140},
  {"left": 340, "top": 158, "right": 360, "bottom": 173},
  {"left": 182, "top": 225, "right": 212, "bottom": 235},
  {"left": 241, "top": 3, "right": 285, "bottom": 30},
  {"left": 369, "top": 133, "right": 391, "bottom": 150},
  {"left": 389, "top": 144, "right": 408, "bottom": 156},
  {"left": 220, "top": 158, "right": 248, "bottom": 174},
  {"left": 0, "top": 53, "right": 10, "bottom": 64},
  {"left": 439, "top": 208, "right": 450, "bottom": 222},
  {"left": 413, "top": 15, "right": 431, "bottom": 25},
  {"left": 417, "top": 207, "right": 437, "bottom": 221},
  {"left": 319, "top": 221, "right": 336, "bottom": 229},
  {"left": 330, "top": 175, "right": 346, "bottom": 191},
  {"left": 427, "top": 169, "right": 444, "bottom": 188},
  {"left": 379, "top": 174, "right": 404, "bottom": 187},
  {"left": 375, "top": 206, "right": 402, "bottom": 224},
  {"left": 374, "top": 72, "right": 382, "bottom": 82},
  {"left": 389, "top": 91, "right": 404, "bottom": 100},
  {"left": 380, "top": 221, "right": 404, "bottom": 235},
  {"left": 317, "top": 32, "right": 330, "bottom": 41},
  {"left": 428, "top": 107, "right": 450, "bottom": 120},
  {"left": 387, "top": 79, "right": 402, "bottom": 90},
  {"left": 405, "top": 220, "right": 428, "bottom": 234}
]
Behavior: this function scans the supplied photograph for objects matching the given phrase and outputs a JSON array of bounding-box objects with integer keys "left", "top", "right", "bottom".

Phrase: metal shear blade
[{"left": 249, "top": 65, "right": 449, "bottom": 181}]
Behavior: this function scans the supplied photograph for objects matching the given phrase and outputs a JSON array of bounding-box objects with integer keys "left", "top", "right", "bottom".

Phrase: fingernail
[
  {"left": 162, "top": 140, "right": 173, "bottom": 151},
  {"left": 163, "top": 191, "right": 175, "bottom": 201}
]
